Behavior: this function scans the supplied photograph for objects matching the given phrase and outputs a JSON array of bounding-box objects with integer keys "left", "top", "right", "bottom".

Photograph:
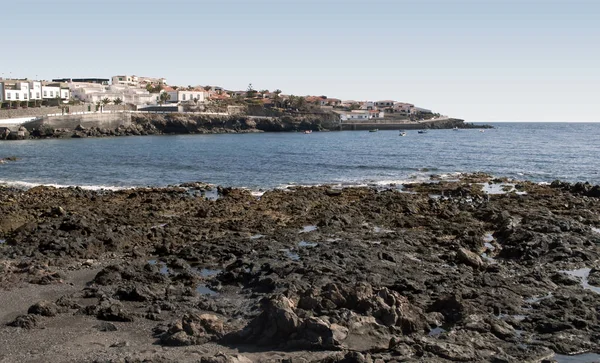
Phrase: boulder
[
  {"left": 457, "top": 248, "right": 485, "bottom": 269},
  {"left": 160, "top": 313, "right": 224, "bottom": 346},
  {"left": 421, "top": 337, "right": 476, "bottom": 361},
  {"left": 96, "top": 300, "right": 135, "bottom": 322},
  {"left": 8, "top": 314, "right": 42, "bottom": 329},
  {"left": 200, "top": 353, "right": 253, "bottom": 363},
  {"left": 28, "top": 300, "right": 59, "bottom": 317}
]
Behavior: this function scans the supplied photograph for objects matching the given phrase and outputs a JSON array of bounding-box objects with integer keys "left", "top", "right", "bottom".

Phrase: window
[
  {"left": 6, "top": 93, "right": 10, "bottom": 99},
  {"left": 43, "top": 91, "right": 47, "bottom": 97},
  {"left": 24, "top": 94, "right": 28, "bottom": 99},
  {"left": 50, "top": 91, "right": 54, "bottom": 97},
  {"left": 36, "top": 92, "right": 40, "bottom": 98},
  {"left": 182, "top": 94, "right": 186, "bottom": 101},
  {"left": 119, "top": 77, "right": 123, "bottom": 81},
  {"left": 16, "top": 93, "right": 20, "bottom": 99}
]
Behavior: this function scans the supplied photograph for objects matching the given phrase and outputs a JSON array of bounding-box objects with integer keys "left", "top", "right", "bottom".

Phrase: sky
[{"left": 1, "top": 0, "right": 599, "bottom": 122}]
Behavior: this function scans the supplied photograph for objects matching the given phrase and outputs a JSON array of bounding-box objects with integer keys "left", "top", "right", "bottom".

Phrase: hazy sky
[{"left": 2, "top": 0, "right": 599, "bottom": 122}]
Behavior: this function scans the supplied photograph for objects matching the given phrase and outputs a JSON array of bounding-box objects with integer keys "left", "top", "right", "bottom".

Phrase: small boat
[
  {"left": 452, "top": 127, "right": 459, "bottom": 131},
  {"left": 304, "top": 130, "right": 312, "bottom": 134},
  {"left": 479, "top": 129, "right": 485, "bottom": 133},
  {"left": 418, "top": 130, "right": 427, "bottom": 134},
  {"left": 369, "top": 129, "right": 379, "bottom": 133},
  {"left": 399, "top": 131, "right": 407, "bottom": 137}
]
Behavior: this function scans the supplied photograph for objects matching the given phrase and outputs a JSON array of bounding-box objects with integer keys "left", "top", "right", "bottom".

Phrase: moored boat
[
  {"left": 418, "top": 130, "right": 427, "bottom": 134},
  {"left": 399, "top": 131, "right": 407, "bottom": 136},
  {"left": 369, "top": 129, "right": 379, "bottom": 133}
]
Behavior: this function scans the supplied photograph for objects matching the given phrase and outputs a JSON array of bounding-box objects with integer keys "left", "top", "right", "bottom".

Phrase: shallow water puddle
[
  {"left": 298, "top": 241, "right": 318, "bottom": 248},
  {"left": 525, "top": 292, "right": 553, "bottom": 304},
  {"left": 481, "top": 233, "right": 497, "bottom": 261},
  {"left": 196, "top": 284, "right": 218, "bottom": 296},
  {"left": 554, "top": 353, "right": 600, "bottom": 363},
  {"left": 148, "top": 259, "right": 169, "bottom": 275},
  {"left": 203, "top": 189, "right": 220, "bottom": 201},
  {"left": 299, "top": 225, "right": 318, "bottom": 234},
  {"left": 483, "top": 233, "right": 495, "bottom": 244},
  {"left": 373, "top": 226, "right": 393, "bottom": 233},
  {"left": 480, "top": 183, "right": 527, "bottom": 195},
  {"left": 280, "top": 248, "right": 300, "bottom": 261},
  {"left": 498, "top": 313, "right": 527, "bottom": 321},
  {"left": 428, "top": 326, "right": 447, "bottom": 337},
  {"left": 560, "top": 268, "right": 600, "bottom": 294},
  {"left": 192, "top": 268, "right": 222, "bottom": 277}
]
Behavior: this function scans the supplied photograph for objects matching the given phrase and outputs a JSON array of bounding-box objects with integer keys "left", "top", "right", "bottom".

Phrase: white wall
[
  {"left": 42, "top": 86, "right": 61, "bottom": 99},
  {"left": 29, "top": 81, "right": 42, "bottom": 100}
]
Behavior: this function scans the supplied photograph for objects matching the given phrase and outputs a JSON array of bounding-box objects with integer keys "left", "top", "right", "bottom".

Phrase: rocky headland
[
  {"left": 0, "top": 174, "right": 598, "bottom": 362},
  {"left": 1, "top": 113, "right": 487, "bottom": 140}
]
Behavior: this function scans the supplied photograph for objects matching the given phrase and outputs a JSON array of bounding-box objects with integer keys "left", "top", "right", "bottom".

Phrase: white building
[
  {"left": 41, "top": 83, "right": 70, "bottom": 100},
  {"left": 374, "top": 100, "right": 395, "bottom": 109},
  {"left": 336, "top": 110, "right": 371, "bottom": 121},
  {"left": 112, "top": 75, "right": 139, "bottom": 86},
  {"left": 360, "top": 101, "right": 375, "bottom": 110},
  {"left": 165, "top": 89, "right": 206, "bottom": 104},
  {"left": 393, "top": 102, "right": 414, "bottom": 114},
  {"left": 69, "top": 82, "right": 156, "bottom": 106},
  {"left": 369, "top": 110, "right": 385, "bottom": 119},
  {"left": 0, "top": 80, "right": 30, "bottom": 103}
]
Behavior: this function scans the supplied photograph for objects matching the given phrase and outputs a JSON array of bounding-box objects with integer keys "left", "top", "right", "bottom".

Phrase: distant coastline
[{"left": 1, "top": 111, "right": 492, "bottom": 140}]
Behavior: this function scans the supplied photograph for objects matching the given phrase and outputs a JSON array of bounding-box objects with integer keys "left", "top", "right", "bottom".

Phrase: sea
[{"left": 1, "top": 122, "right": 599, "bottom": 190}]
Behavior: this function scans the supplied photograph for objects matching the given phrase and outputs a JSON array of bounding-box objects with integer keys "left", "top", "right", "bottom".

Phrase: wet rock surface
[{"left": 0, "top": 174, "right": 599, "bottom": 362}]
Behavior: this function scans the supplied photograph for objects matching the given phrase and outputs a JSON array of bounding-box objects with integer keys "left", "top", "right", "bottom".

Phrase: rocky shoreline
[{"left": 0, "top": 174, "right": 598, "bottom": 362}]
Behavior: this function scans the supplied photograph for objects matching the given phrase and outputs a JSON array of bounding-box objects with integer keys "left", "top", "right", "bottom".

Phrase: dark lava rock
[
  {"left": 8, "top": 314, "right": 42, "bottom": 329},
  {"left": 96, "top": 300, "right": 135, "bottom": 322},
  {"left": 95, "top": 322, "right": 118, "bottom": 332},
  {"left": 159, "top": 313, "right": 224, "bottom": 346},
  {"left": 28, "top": 300, "right": 59, "bottom": 317}
]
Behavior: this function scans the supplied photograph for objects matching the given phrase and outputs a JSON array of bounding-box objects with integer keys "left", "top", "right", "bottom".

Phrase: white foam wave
[{"left": 0, "top": 180, "right": 130, "bottom": 191}]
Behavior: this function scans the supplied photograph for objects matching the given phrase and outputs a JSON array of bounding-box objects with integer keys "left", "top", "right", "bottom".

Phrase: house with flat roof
[
  {"left": 335, "top": 110, "right": 371, "bottom": 121},
  {"left": 0, "top": 80, "right": 30, "bottom": 103},
  {"left": 164, "top": 88, "right": 207, "bottom": 104}
]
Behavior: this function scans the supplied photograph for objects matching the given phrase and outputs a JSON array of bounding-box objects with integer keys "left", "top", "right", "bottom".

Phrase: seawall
[{"left": 24, "top": 112, "right": 132, "bottom": 131}]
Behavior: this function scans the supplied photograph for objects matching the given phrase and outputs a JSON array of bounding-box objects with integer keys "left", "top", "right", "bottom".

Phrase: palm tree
[
  {"left": 113, "top": 97, "right": 123, "bottom": 111},
  {"left": 159, "top": 92, "right": 171, "bottom": 106},
  {"left": 101, "top": 98, "right": 111, "bottom": 106}
]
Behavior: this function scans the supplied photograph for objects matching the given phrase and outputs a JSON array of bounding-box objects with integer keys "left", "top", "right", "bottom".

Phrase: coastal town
[{"left": 0, "top": 75, "right": 441, "bottom": 122}]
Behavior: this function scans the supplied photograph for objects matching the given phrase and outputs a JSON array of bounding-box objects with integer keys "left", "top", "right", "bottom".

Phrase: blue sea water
[{"left": 1, "top": 122, "right": 599, "bottom": 190}]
